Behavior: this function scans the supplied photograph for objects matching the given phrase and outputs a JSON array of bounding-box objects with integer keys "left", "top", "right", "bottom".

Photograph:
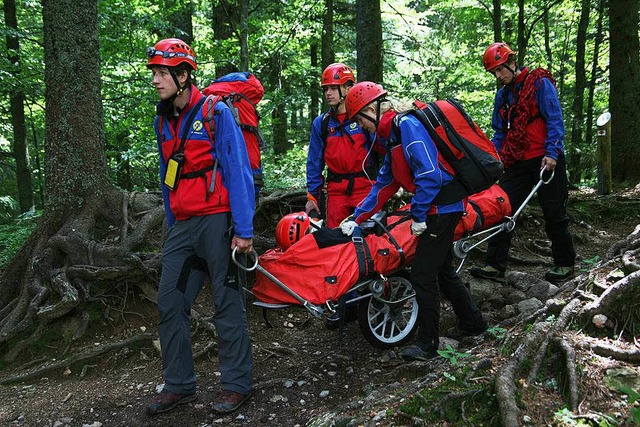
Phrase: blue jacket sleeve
[
  {"left": 535, "top": 77, "right": 565, "bottom": 159},
  {"left": 398, "top": 116, "right": 445, "bottom": 222},
  {"left": 214, "top": 102, "right": 255, "bottom": 238},
  {"left": 491, "top": 89, "right": 505, "bottom": 152},
  {"left": 353, "top": 154, "right": 400, "bottom": 223},
  {"left": 306, "top": 115, "right": 326, "bottom": 197}
]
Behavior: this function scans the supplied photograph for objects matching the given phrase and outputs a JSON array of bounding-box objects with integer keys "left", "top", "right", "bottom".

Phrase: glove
[
  {"left": 341, "top": 220, "right": 358, "bottom": 236},
  {"left": 411, "top": 220, "right": 427, "bottom": 236}
]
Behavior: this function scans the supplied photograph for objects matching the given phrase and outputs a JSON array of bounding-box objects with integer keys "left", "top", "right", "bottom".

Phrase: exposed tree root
[
  {"left": 495, "top": 298, "right": 581, "bottom": 427},
  {"left": 552, "top": 336, "right": 579, "bottom": 410},
  {"left": 0, "top": 190, "right": 165, "bottom": 360},
  {"left": 621, "top": 247, "right": 640, "bottom": 273},
  {"left": 605, "top": 224, "right": 640, "bottom": 260},
  {"left": 582, "top": 269, "right": 640, "bottom": 318},
  {"left": 0, "top": 333, "right": 154, "bottom": 385},
  {"left": 576, "top": 339, "right": 640, "bottom": 362}
]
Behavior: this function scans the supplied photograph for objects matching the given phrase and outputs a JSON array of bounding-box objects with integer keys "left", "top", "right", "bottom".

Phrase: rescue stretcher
[{"left": 234, "top": 168, "right": 553, "bottom": 349}]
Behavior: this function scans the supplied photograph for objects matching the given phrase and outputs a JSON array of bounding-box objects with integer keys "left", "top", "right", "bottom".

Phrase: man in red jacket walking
[
  {"left": 146, "top": 38, "right": 255, "bottom": 416},
  {"left": 470, "top": 43, "right": 576, "bottom": 283}
]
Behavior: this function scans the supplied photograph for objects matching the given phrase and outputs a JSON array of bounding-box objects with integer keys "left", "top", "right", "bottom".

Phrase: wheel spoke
[
  {"left": 373, "top": 312, "right": 389, "bottom": 334},
  {"left": 369, "top": 307, "right": 385, "bottom": 323}
]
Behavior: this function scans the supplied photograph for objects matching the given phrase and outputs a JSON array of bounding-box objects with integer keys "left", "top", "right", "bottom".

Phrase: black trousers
[
  {"left": 486, "top": 155, "right": 576, "bottom": 271},
  {"left": 410, "top": 212, "right": 485, "bottom": 351}
]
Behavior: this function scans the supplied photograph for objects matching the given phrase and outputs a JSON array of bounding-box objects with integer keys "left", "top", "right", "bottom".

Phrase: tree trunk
[
  {"left": 212, "top": 0, "right": 240, "bottom": 75},
  {"left": 543, "top": 10, "right": 552, "bottom": 69},
  {"left": 568, "top": 0, "right": 591, "bottom": 184},
  {"left": 356, "top": 0, "right": 383, "bottom": 83},
  {"left": 492, "top": 0, "right": 502, "bottom": 42},
  {"left": 585, "top": 0, "right": 606, "bottom": 165},
  {"left": 4, "top": 0, "right": 34, "bottom": 213},
  {"left": 609, "top": 0, "right": 640, "bottom": 183},
  {"left": 517, "top": 0, "right": 526, "bottom": 63},
  {"left": 43, "top": 0, "right": 108, "bottom": 209},
  {"left": 322, "top": 0, "right": 334, "bottom": 68},
  {"left": 310, "top": 42, "right": 319, "bottom": 123},
  {"left": 270, "top": 53, "right": 289, "bottom": 154},
  {"left": 239, "top": 0, "right": 249, "bottom": 70},
  {"left": 165, "top": 0, "right": 194, "bottom": 44}
]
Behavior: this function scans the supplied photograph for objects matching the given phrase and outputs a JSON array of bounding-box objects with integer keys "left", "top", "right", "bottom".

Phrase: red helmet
[
  {"left": 275, "top": 212, "right": 311, "bottom": 250},
  {"left": 345, "top": 81, "right": 387, "bottom": 120},
  {"left": 147, "top": 38, "right": 198, "bottom": 71},
  {"left": 483, "top": 42, "right": 515, "bottom": 71},
  {"left": 321, "top": 63, "right": 356, "bottom": 87}
]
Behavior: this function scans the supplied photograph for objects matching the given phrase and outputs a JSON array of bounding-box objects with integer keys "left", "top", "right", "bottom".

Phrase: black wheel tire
[{"left": 357, "top": 275, "right": 418, "bottom": 349}]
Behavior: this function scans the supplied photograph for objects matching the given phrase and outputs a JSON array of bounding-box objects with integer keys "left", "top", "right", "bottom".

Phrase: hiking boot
[
  {"left": 399, "top": 344, "right": 437, "bottom": 362},
  {"left": 324, "top": 311, "right": 342, "bottom": 329},
  {"left": 544, "top": 266, "right": 574, "bottom": 283},
  {"left": 146, "top": 390, "right": 196, "bottom": 416},
  {"left": 469, "top": 265, "right": 505, "bottom": 280},
  {"left": 211, "top": 389, "right": 252, "bottom": 414},
  {"left": 324, "top": 304, "right": 358, "bottom": 330}
]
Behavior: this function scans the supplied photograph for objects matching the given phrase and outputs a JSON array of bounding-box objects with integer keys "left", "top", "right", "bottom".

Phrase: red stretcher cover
[{"left": 252, "top": 184, "right": 510, "bottom": 306}]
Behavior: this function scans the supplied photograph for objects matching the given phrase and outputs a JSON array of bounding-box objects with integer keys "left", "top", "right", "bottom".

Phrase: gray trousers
[{"left": 157, "top": 213, "right": 253, "bottom": 395}]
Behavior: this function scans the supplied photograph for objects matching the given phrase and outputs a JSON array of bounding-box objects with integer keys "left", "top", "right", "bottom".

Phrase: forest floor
[{"left": 1, "top": 186, "right": 640, "bottom": 427}]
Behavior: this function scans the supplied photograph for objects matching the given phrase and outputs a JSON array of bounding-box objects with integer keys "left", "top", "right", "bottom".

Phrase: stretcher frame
[{"left": 453, "top": 167, "right": 554, "bottom": 272}]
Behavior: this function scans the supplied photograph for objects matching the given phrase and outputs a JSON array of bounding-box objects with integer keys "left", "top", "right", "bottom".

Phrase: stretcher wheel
[{"left": 357, "top": 275, "right": 418, "bottom": 349}]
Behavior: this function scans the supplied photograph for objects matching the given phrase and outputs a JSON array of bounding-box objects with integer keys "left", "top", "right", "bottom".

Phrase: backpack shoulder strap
[
  {"left": 320, "top": 112, "right": 331, "bottom": 144},
  {"left": 389, "top": 112, "right": 410, "bottom": 149},
  {"left": 202, "top": 94, "right": 222, "bottom": 142}
]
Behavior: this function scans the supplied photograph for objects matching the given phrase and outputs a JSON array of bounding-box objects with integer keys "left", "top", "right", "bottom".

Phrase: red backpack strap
[{"left": 202, "top": 94, "right": 221, "bottom": 142}]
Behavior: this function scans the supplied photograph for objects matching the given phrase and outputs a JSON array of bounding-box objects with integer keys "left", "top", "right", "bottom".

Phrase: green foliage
[
  {"left": 0, "top": 0, "right": 615, "bottom": 209},
  {"left": 580, "top": 255, "right": 600, "bottom": 272},
  {"left": 437, "top": 344, "right": 471, "bottom": 366},
  {"left": 553, "top": 407, "right": 618, "bottom": 426},
  {"left": 398, "top": 381, "right": 500, "bottom": 425},
  {"left": 619, "top": 386, "right": 640, "bottom": 425},
  {"left": 0, "top": 196, "right": 19, "bottom": 222},
  {"left": 487, "top": 326, "right": 508, "bottom": 340},
  {"left": 0, "top": 216, "right": 38, "bottom": 269},
  {"left": 262, "top": 146, "right": 308, "bottom": 191}
]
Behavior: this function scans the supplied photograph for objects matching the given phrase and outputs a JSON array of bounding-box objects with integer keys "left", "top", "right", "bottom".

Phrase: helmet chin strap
[
  {"left": 169, "top": 69, "right": 189, "bottom": 100},
  {"left": 504, "top": 62, "right": 518, "bottom": 80},
  {"left": 356, "top": 99, "right": 383, "bottom": 130}
]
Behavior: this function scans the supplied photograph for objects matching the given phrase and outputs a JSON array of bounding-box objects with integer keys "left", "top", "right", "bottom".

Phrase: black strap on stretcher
[{"left": 351, "top": 226, "right": 375, "bottom": 279}]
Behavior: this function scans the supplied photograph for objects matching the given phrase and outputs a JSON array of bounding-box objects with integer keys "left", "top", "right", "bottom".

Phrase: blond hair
[{"left": 379, "top": 99, "right": 416, "bottom": 115}]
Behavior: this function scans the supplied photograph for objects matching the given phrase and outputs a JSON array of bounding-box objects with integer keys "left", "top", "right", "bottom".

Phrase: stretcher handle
[
  {"left": 453, "top": 166, "right": 556, "bottom": 272},
  {"left": 540, "top": 164, "right": 555, "bottom": 184},
  {"left": 231, "top": 247, "right": 259, "bottom": 271}
]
